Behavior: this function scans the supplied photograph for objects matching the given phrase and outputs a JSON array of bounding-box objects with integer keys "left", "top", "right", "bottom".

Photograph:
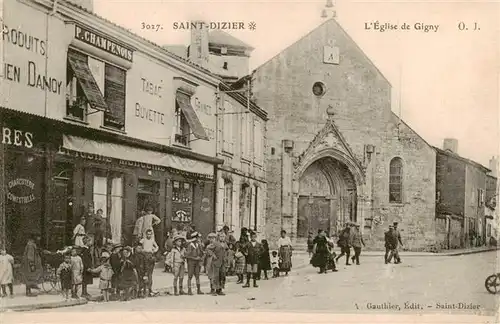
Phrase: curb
[{"left": 0, "top": 298, "right": 88, "bottom": 313}]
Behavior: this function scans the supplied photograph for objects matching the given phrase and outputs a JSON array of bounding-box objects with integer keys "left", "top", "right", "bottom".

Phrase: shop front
[
  {"left": 0, "top": 108, "right": 62, "bottom": 256},
  {"left": 57, "top": 133, "right": 220, "bottom": 248}
]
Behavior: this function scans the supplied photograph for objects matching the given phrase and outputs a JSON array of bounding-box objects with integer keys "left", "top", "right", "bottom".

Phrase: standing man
[
  {"left": 350, "top": 224, "right": 365, "bottom": 265},
  {"left": 94, "top": 209, "right": 111, "bottom": 264},
  {"left": 384, "top": 225, "right": 394, "bottom": 264},
  {"left": 335, "top": 223, "right": 352, "bottom": 266},
  {"left": 392, "top": 222, "right": 403, "bottom": 264},
  {"left": 136, "top": 207, "right": 161, "bottom": 243}
]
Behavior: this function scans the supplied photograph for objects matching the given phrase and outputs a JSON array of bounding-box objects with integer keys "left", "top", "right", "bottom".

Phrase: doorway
[
  {"left": 137, "top": 179, "right": 160, "bottom": 241},
  {"left": 48, "top": 163, "right": 73, "bottom": 251}
]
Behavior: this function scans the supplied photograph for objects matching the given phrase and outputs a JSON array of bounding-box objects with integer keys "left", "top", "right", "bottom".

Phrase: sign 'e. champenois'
[{"left": 74, "top": 25, "right": 133, "bottom": 62}]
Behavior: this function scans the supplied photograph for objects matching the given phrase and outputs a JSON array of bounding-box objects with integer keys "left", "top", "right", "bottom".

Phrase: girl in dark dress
[
  {"left": 119, "top": 247, "right": 138, "bottom": 301},
  {"left": 311, "top": 230, "right": 330, "bottom": 274},
  {"left": 80, "top": 237, "right": 93, "bottom": 298},
  {"left": 259, "top": 240, "right": 271, "bottom": 280}
]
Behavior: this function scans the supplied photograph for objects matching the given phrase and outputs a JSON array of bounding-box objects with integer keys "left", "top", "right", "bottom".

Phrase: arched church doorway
[{"left": 297, "top": 157, "right": 357, "bottom": 238}]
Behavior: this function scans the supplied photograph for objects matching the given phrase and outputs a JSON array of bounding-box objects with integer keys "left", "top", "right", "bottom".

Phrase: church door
[{"left": 297, "top": 196, "right": 330, "bottom": 238}]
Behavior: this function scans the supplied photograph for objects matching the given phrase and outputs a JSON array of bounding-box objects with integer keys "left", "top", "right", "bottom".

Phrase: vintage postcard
[{"left": 0, "top": 0, "right": 498, "bottom": 323}]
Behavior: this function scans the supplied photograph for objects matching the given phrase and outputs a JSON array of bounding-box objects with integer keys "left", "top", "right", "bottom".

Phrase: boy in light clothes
[{"left": 166, "top": 235, "right": 186, "bottom": 296}]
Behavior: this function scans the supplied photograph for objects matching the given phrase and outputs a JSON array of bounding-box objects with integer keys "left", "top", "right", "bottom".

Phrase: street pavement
[{"left": 26, "top": 250, "right": 499, "bottom": 316}]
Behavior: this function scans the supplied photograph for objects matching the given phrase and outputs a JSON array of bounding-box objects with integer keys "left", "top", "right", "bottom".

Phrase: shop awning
[
  {"left": 67, "top": 50, "right": 109, "bottom": 112},
  {"left": 61, "top": 135, "right": 214, "bottom": 177},
  {"left": 175, "top": 92, "right": 209, "bottom": 141}
]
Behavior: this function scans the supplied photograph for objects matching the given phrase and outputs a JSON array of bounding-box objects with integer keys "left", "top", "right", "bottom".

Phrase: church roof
[{"left": 209, "top": 30, "right": 254, "bottom": 50}]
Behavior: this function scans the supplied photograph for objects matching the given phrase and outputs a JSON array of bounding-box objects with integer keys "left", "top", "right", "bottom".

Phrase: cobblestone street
[{"left": 30, "top": 251, "right": 499, "bottom": 316}]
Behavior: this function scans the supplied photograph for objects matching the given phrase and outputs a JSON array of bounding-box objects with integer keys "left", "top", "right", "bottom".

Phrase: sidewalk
[{"left": 1, "top": 254, "right": 311, "bottom": 312}]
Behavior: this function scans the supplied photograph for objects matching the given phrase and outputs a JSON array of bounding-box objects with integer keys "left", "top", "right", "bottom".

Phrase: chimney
[
  {"left": 67, "top": 0, "right": 94, "bottom": 11},
  {"left": 443, "top": 138, "right": 458, "bottom": 154},
  {"left": 489, "top": 156, "right": 498, "bottom": 177},
  {"left": 188, "top": 21, "right": 209, "bottom": 68}
]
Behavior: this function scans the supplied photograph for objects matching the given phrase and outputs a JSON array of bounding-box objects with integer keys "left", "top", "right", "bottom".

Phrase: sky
[{"left": 93, "top": 0, "right": 499, "bottom": 167}]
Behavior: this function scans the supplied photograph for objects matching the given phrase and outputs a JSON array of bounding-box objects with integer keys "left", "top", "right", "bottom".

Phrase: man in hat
[
  {"left": 392, "top": 222, "right": 403, "bottom": 264},
  {"left": 384, "top": 225, "right": 396, "bottom": 264},
  {"left": 242, "top": 231, "right": 261, "bottom": 288},
  {"left": 336, "top": 223, "right": 353, "bottom": 266},
  {"left": 185, "top": 231, "right": 205, "bottom": 295},
  {"left": 206, "top": 232, "right": 227, "bottom": 295},
  {"left": 350, "top": 224, "right": 365, "bottom": 265}
]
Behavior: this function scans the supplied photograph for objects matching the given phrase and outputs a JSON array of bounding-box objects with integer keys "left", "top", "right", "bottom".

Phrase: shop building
[{"left": 1, "top": 0, "right": 225, "bottom": 255}]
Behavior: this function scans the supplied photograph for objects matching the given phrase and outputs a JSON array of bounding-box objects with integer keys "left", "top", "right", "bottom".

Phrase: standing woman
[
  {"left": 311, "top": 230, "right": 330, "bottom": 274},
  {"left": 277, "top": 230, "right": 293, "bottom": 276},
  {"left": 73, "top": 217, "right": 87, "bottom": 247},
  {"left": 21, "top": 235, "right": 43, "bottom": 296}
]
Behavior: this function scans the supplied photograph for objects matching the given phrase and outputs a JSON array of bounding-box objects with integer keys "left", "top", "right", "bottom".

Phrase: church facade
[{"left": 249, "top": 19, "right": 437, "bottom": 250}]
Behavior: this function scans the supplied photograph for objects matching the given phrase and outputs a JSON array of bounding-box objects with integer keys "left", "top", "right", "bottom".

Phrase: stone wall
[{"left": 253, "top": 19, "right": 437, "bottom": 251}]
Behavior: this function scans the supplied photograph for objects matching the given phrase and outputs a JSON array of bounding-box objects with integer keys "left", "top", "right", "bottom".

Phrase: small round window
[{"left": 312, "top": 82, "right": 326, "bottom": 97}]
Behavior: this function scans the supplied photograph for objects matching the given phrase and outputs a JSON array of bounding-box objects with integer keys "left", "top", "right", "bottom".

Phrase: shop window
[
  {"left": 172, "top": 181, "right": 193, "bottom": 223},
  {"left": 66, "top": 49, "right": 126, "bottom": 130},
  {"left": 389, "top": 157, "right": 403, "bottom": 203},
  {"left": 222, "top": 100, "right": 234, "bottom": 153},
  {"left": 223, "top": 180, "right": 233, "bottom": 227},
  {"left": 93, "top": 174, "right": 123, "bottom": 244}
]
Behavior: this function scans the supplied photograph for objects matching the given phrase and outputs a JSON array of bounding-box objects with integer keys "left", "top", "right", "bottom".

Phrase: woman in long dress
[
  {"left": 311, "top": 230, "right": 330, "bottom": 274},
  {"left": 277, "top": 230, "right": 293, "bottom": 276},
  {"left": 21, "top": 236, "right": 43, "bottom": 296}
]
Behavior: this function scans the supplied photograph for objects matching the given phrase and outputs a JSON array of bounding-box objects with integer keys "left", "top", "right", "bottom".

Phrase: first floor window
[{"left": 174, "top": 101, "right": 191, "bottom": 146}]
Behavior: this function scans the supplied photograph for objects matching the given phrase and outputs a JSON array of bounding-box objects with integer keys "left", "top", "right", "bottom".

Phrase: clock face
[{"left": 312, "top": 82, "right": 326, "bottom": 97}]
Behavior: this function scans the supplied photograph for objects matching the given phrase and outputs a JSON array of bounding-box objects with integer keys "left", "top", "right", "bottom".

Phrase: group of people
[
  {"left": 308, "top": 222, "right": 365, "bottom": 273},
  {"left": 0, "top": 204, "right": 296, "bottom": 302}
]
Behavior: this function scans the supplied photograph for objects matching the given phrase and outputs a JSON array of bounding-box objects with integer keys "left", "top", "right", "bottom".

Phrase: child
[
  {"left": 242, "top": 231, "right": 261, "bottom": 288},
  {"left": 57, "top": 254, "right": 73, "bottom": 300},
  {"left": 0, "top": 248, "right": 15, "bottom": 298},
  {"left": 185, "top": 232, "right": 205, "bottom": 295},
  {"left": 270, "top": 251, "right": 280, "bottom": 278},
  {"left": 119, "top": 246, "right": 138, "bottom": 301},
  {"left": 110, "top": 245, "right": 122, "bottom": 298},
  {"left": 204, "top": 233, "right": 217, "bottom": 293},
  {"left": 140, "top": 229, "right": 158, "bottom": 296},
  {"left": 70, "top": 247, "right": 84, "bottom": 298},
  {"left": 307, "top": 232, "right": 314, "bottom": 258},
  {"left": 233, "top": 243, "right": 245, "bottom": 284},
  {"left": 166, "top": 235, "right": 186, "bottom": 296},
  {"left": 225, "top": 243, "right": 235, "bottom": 276},
  {"left": 259, "top": 240, "right": 271, "bottom": 280},
  {"left": 132, "top": 245, "right": 147, "bottom": 298},
  {"left": 163, "top": 232, "right": 173, "bottom": 272},
  {"left": 88, "top": 251, "right": 114, "bottom": 302}
]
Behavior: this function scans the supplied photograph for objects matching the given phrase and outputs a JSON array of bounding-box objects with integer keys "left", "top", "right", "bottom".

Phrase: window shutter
[{"left": 104, "top": 64, "right": 126, "bottom": 127}]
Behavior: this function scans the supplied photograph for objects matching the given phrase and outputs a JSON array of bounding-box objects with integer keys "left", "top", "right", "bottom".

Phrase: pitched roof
[
  {"left": 434, "top": 146, "right": 490, "bottom": 172},
  {"left": 254, "top": 18, "right": 390, "bottom": 86},
  {"left": 57, "top": 0, "right": 219, "bottom": 79},
  {"left": 209, "top": 30, "right": 254, "bottom": 50},
  {"left": 162, "top": 45, "right": 187, "bottom": 59}
]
